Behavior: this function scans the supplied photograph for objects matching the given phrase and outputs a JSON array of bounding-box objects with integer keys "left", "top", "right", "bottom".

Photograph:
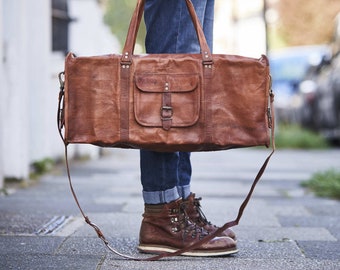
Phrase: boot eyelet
[
  {"left": 171, "top": 227, "right": 179, "bottom": 232},
  {"left": 170, "top": 217, "right": 178, "bottom": 223}
]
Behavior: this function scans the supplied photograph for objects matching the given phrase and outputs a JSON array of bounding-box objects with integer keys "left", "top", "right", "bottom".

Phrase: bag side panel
[
  {"left": 210, "top": 55, "right": 270, "bottom": 148},
  {"left": 64, "top": 54, "right": 121, "bottom": 145}
]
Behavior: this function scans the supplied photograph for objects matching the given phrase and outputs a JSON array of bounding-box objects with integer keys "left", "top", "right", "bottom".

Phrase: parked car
[
  {"left": 298, "top": 15, "right": 340, "bottom": 143},
  {"left": 298, "top": 51, "right": 340, "bottom": 142},
  {"left": 268, "top": 45, "right": 330, "bottom": 124}
]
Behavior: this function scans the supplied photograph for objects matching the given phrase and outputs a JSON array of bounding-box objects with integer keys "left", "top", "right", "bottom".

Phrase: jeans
[{"left": 141, "top": 0, "right": 215, "bottom": 204}]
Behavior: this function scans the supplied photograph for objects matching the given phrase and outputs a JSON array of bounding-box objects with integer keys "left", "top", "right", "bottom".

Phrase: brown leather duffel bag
[{"left": 57, "top": 0, "right": 275, "bottom": 261}]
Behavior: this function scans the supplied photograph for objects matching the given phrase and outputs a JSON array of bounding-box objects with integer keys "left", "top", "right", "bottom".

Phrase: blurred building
[
  {"left": 0, "top": 0, "right": 119, "bottom": 187},
  {"left": 214, "top": 0, "right": 267, "bottom": 57}
]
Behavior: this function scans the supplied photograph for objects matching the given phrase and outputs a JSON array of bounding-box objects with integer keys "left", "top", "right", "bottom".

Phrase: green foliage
[
  {"left": 275, "top": 124, "right": 329, "bottom": 149},
  {"left": 302, "top": 169, "right": 340, "bottom": 200},
  {"left": 31, "top": 158, "right": 55, "bottom": 175},
  {"left": 104, "top": 0, "right": 146, "bottom": 51}
]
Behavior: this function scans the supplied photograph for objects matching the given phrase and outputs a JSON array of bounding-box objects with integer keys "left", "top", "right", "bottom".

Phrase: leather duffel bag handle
[{"left": 121, "top": 0, "right": 213, "bottom": 66}]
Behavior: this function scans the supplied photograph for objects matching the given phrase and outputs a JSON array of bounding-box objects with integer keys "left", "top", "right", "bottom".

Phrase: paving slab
[{"left": 1, "top": 148, "right": 340, "bottom": 269}]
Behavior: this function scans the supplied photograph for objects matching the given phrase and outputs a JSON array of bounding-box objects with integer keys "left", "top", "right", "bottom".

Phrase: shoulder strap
[{"left": 57, "top": 73, "right": 275, "bottom": 260}]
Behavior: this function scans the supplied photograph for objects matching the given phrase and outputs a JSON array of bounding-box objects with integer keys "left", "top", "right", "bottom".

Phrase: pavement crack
[
  {"left": 258, "top": 237, "right": 294, "bottom": 243},
  {"left": 96, "top": 253, "right": 107, "bottom": 270},
  {"left": 35, "top": 215, "right": 72, "bottom": 235}
]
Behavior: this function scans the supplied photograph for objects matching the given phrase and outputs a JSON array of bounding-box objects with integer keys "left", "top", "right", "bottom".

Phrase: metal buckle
[{"left": 160, "top": 106, "right": 173, "bottom": 119}]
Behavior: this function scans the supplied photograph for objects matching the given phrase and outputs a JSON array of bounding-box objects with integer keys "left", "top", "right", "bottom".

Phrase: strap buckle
[{"left": 160, "top": 106, "right": 173, "bottom": 119}]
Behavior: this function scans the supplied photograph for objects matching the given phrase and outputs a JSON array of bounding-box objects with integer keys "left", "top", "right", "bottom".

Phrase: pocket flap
[{"left": 135, "top": 74, "right": 199, "bottom": 93}]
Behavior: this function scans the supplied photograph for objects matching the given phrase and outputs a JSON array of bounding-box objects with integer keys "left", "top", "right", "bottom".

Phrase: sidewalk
[{"left": 1, "top": 148, "right": 340, "bottom": 270}]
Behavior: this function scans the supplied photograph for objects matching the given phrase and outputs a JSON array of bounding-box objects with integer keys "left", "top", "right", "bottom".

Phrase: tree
[
  {"left": 277, "top": 0, "right": 340, "bottom": 46},
  {"left": 103, "top": 0, "right": 146, "bottom": 51}
]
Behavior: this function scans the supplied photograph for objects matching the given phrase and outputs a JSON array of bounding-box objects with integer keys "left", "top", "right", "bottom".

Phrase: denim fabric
[
  {"left": 141, "top": 0, "right": 215, "bottom": 204},
  {"left": 144, "top": 0, "right": 214, "bottom": 53}
]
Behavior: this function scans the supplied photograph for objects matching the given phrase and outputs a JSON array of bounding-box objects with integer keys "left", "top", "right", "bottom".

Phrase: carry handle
[{"left": 121, "top": 0, "right": 213, "bottom": 64}]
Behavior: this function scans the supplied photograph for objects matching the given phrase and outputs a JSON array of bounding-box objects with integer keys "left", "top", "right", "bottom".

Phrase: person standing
[{"left": 138, "top": 0, "right": 238, "bottom": 256}]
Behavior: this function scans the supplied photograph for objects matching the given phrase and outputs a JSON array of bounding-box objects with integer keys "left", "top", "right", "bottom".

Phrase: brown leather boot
[
  {"left": 182, "top": 193, "right": 237, "bottom": 241},
  {"left": 138, "top": 198, "right": 238, "bottom": 257}
]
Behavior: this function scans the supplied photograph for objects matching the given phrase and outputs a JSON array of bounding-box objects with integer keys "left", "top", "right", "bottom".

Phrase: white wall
[
  {"left": 0, "top": 0, "right": 120, "bottom": 186},
  {"left": 0, "top": 0, "right": 3, "bottom": 188},
  {"left": 68, "top": 0, "right": 120, "bottom": 56},
  {"left": 214, "top": 0, "right": 266, "bottom": 57},
  {"left": 27, "top": 0, "right": 55, "bottom": 162},
  {"left": 2, "top": 0, "right": 30, "bottom": 180}
]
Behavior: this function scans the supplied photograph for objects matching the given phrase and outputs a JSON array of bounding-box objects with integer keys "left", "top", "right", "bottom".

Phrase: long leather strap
[
  {"left": 56, "top": 0, "right": 276, "bottom": 261},
  {"left": 57, "top": 75, "right": 275, "bottom": 260},
  {"left": 59, "top": 123, "right": 275, "bottom": 261}
]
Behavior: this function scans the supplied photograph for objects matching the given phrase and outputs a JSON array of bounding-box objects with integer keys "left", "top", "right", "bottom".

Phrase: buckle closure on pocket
[
  {"left": 160, "top": 106, "right": 173, "bottom": 130},
  {"left": 161, "top": 106, "right": 173, "bottom": 118}
]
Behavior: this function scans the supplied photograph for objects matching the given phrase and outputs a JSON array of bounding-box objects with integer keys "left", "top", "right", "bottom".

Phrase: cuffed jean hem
[
  {"left": 177, "top": 184, "right": 191, "bottom": 200},
  {"left": 143, "top": 187, "right": 180, "bottom": 204}
]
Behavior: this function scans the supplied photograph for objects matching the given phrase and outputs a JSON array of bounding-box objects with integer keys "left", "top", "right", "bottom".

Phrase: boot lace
[
  {"left": 193, "top": 197, "right": 214, "bottom": 226},
  {"left": 179, "top": 202, "right": 209, "bottom": 240}
]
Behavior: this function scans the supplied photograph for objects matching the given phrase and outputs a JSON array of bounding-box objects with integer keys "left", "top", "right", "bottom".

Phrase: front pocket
[{"left": 134, "top": 73, "right": 201, "bottom": 130}]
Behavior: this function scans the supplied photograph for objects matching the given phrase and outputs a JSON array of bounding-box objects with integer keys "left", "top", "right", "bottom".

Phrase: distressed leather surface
[{"left": 64, "top": 52, "right": 271, "bottom": 152}]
